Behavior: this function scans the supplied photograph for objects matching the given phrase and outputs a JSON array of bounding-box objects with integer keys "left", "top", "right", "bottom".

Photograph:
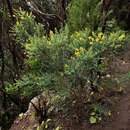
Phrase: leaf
[
  {"left": 55, "top": 126, "right": 62, "bottom": 130},
  {"left": 45, "top": 124, "right": 48, "bottom": 129},
  {"left": 119, "top": 34, "right": 125, "bottom": 41},
  {"left": 89, "top": 116, "right": 97, "bottom": 124},
  {"left": 46, "top": 119, "right": 51, "bottom": 122},
  {"left": 36, "top": 126, "right": 40, "bottom": 130}
]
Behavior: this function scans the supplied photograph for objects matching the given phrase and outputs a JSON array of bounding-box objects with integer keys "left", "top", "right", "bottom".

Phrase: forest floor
[
  {"left": 103, "top": 86, "right": 130, "bottom": 130},
  {"left": 93, "top": 44, "right": 130, "bottom": 130},
  {"left": 88, "top": 83, "right": 130, "bottom": 130},
  {"left": 96, "top": 47, "right": 130, "bottom": 130}
]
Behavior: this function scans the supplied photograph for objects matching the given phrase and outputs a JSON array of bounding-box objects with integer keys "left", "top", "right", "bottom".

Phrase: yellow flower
[
  {"left": 74, "top": 47, "right": 85, "bottom": 57},
  {"left": 98, "top": 32, "right": 103, "bottom": 38},
  {"left": 97, "top": 32, "right": 105, "bottom": 41},
  {"left": 88, "top": 36, "right": 94, "bottom": 42},
  {"left": 88, "top": 36, "right": 94, "bottom": 45},
  {"left": 75, "top": 51, "right": 80, "bottom": 57}
]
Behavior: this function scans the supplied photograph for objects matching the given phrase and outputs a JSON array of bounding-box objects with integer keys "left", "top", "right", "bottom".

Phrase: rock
[{"left": 9, "top": 92, "right": 50, "bottom": 130}]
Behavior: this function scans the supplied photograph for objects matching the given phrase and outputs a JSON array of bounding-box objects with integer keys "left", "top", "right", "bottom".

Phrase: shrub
[
  {"left": 9, "top": 10, "right": 127, "bottom": 98},
  {"left": 12, "top": 10, "right": 44, "bottom": 44},
  {"left": 67, "top": 0, "right": 101, "bottom": 32}
]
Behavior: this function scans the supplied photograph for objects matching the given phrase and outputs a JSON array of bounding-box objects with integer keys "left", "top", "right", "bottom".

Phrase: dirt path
[
  {"left": 92, "top": 46, "right": 130, "bottom": 130},
  {"left": 101, "top": 86, "right": 130, "bottom": 130},
  {"left": 79, "top": 46, "right": 130, "bottom": 130},
  {"left": 112, "top": 89, "right": 130, "bottom": 130},
  {"left": 67, "top": 82, "right": 130, "bottom": 130}
]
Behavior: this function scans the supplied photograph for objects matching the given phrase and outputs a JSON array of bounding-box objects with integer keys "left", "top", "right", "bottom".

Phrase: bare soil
[{"left": 98, "top": 45, "right": 130, "bottom": 130}]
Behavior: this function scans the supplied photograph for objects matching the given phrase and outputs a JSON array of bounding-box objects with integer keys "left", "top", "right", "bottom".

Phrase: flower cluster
[
  {"left": 74, "top": 47, "right": 86, "bottom": 57},
  {"left": 88, "top": 32, "right": 105, "bottom": 44}
]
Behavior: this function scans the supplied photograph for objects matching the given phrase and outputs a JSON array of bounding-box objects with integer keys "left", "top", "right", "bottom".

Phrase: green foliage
[
  {"left": 10, "top": 10, "right": 126, "bottom": 97},
  {"left": 1, "top": 1, "right": 130, "bottom": 129},
  {"left": 37, "top": 119, "right": 52, "bottom": 130},
  {"left": 12, "top": 10, "right": 44, "bottom": 44},
  {"left": 5, "top": 10, "right": 127, "bottom": 129},
  {"left": 37, "top": 119, "right": 62, "bottom": 130},
  {"left": 64, "top": 31, "right": 126, "bottom": 87},
  {"left": 89, "top": 103, "right": 113, "bottom": 124},
  {"left": 55, "top": 126, "right": 62, "bottom": 130},
  {"left": 15, "top": 74, "right": 56, "bottom": 96},
  {"left": 68, "top": 0, "right": 101, "bottom": 32},
  {"left": 89, "top": 104, "right": 104, "bottom": 124},
  {"left": 5, "top": 83, "right": 18, "bottom": 94},
  {"left": 11, "top": 11, "right": 126, "bottom": 97},
  {"left": 89, "top": 116, "right": 97, "bottom": 124}
]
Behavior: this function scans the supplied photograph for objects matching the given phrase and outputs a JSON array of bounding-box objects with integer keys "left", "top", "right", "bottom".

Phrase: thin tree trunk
[
  {"left": 0, "top": 21, "right": 6, "bottom": 108},
  {"left": 6, "top": 0, "right": 14, "bottom": 20}
]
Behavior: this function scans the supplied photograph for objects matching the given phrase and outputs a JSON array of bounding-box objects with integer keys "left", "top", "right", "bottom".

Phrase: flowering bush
[
  {"left": 64, "top": 30, "right": 126, "bottom": 88},
  {"left": 9, "top": 11, "right": 127, "bottom": 97}
]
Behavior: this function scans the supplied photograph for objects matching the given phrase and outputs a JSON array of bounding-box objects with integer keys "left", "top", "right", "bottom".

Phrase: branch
[{"left": 26, "top": 1, "right": 64, "bottom": 23}]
